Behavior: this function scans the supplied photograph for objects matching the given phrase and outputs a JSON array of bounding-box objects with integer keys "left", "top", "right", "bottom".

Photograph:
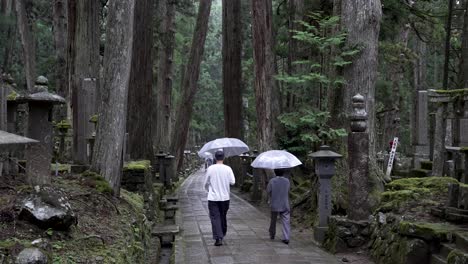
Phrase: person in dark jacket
[{"left": 267, "top": 168, "right": 291, "bottom": 244}]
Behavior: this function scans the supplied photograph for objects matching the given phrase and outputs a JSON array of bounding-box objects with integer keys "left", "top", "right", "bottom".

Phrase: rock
[
  {"left": 404, "top": 239, "right": 430, "bottom": 264},
  {"left": 346, "top": 236, "right": 366, "bottom": 248},
  {"left": 341, "top": 257, "right": 349, "bottom": 262},
  {"left": 447, "top": 249, "right": 468, "bottom": 264},
  {"left": 337, "top": 226, "right": 352, "bottom": 238},
  {"left": 19, "top": 187, "right": 77, "bottom": 231},
  {"left": 398, "top": 221, "right": 458, "bottom": 242},
  {"left": 16, "top": 248, "right": 48, "bottom": 264},
  {"left": 31, "top": 239, "right": 51, "bottom": 252},
  {"left": 335, "top": 237, "right": 348, "bottom": 252},
  {"left": 378, "top": 212, "right": 386, "bottom": 225}
]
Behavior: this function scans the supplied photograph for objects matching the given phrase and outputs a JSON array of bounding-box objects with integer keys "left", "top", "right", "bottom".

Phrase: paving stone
[{"left": 174, "top": 169, "right": 340, "bottom": 264}]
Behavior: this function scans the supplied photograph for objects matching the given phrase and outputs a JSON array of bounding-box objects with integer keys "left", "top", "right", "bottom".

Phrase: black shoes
[
  {"left": 214, "top": 239, "right": 223, "bottom": 246},
  {"left": 270, "top": 235, "right": 275, "bottom": 240},
  {"left": 282, "top": 239, "right": 289, "bottom": 245}
]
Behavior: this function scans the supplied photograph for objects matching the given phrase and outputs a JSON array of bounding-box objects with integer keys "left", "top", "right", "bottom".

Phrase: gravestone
[
  {"left": 16, "top": 77, "right": 65, "bottom": 185},
  {"left": 428, "top": 90, "right": 450, "bottom": 176},
  {"left": 413, "top": 91, "right": 430, "bottom": 168}
]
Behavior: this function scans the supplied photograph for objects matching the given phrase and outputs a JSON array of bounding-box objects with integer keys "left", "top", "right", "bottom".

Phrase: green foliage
[
  {"left": 82, "top": 170, "right": 113, "bottom": 194},
  {"left": 123, "top": 160, "right": 151, "bottom": 172},
  {"left": 278, "top": 109, "right": 346, "bottom": 156},
  {"left": 276, "top": 12, "right": 349, "bottom": 155}
]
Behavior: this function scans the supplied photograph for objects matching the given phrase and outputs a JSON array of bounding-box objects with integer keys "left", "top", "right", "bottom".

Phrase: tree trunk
[
  {"left": 170, "top": 0, "right": 212, "bottom": 169},
  {"left": 155, "top": 0, "right": 176, "bottom": 153},
  {"left": 127, "top": 0, "right": 154, "bottom": 160},
  {"left": 92, "top": 0, "right": 135, "bottom": 196},
  {"left": 341, "top": 0, "right": 382, "bottom": 157},
  {"left": 2, "top": 0, "right": 15, "bottom": 72},
  {"left": 458, "top": 0, "right": 468, "bottom": 89},
  {"left": 222, "top": 0, "right": 243, "bottom": 139},
  {"left": 15, "top": 0, "right": 36, "bottom": 91},
  {"left": 251, "top": 0, "right": 276, "bottom": 151},
  {"left": 443, "top": 0, "right": 454, "bottom": 89},
  {"left": 385, "top": 24, "right": 410, "bottom": 149},
  {"left": 286, "top": 0, "right": 304, "bottom": 111},
  {"left": 70, "top": 0, "right": 100, "bottom": 164},
  {"left": 53, "top": 0, "right": 69, "bottom": 121}
]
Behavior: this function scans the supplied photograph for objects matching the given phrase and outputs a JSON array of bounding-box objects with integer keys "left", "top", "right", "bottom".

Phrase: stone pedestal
[
  {"left": 164, "top": 155, "right": 175, "bottom": 189},
  {"left": 251, "top": 168, "right": 262, "bottom": 202},
  {"left": 348, "top": 132, "right": 370, "bottom": 220}
]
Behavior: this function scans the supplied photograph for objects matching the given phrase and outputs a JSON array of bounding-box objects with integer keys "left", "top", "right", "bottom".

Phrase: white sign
[{"left": 385, "top": 137, "right": 398, "bottom": 177}]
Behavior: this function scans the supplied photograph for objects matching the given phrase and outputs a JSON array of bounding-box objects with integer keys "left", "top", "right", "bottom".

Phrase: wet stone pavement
[{"left": 174, "top": 169, "right": 341, "bottom": 264}]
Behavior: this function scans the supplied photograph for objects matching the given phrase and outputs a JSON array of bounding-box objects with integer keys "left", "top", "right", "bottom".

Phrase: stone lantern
[
  {"left": 309, "top": 145, "right": 342, "bottom": 244},
  {"left": 164, "top": 154, "right": 175, "bottom": 188},
  {"left": 155, "top": 151, "right": 167, "bottom": 183},
  {"left": 16, "top": 76, "right": 65, "bottom": 185},
  {"left": 239, "top": 153, "right": 250, "bottom": 187}
]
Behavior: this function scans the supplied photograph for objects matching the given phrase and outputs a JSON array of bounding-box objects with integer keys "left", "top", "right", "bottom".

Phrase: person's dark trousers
[
  {"left": 269, "top": 211, "right": 290, "bottom": 241},
  {"left": 208, "top": 200, "right": 230, "bottom": 239}
]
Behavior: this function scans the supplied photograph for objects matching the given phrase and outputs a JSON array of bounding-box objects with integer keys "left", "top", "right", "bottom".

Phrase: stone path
[{"left": 174, "top": 169, "right": 341, "bottom": 264}]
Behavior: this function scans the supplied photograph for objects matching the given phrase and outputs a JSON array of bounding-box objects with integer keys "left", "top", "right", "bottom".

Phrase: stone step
[
  {"left": 163, "top": 195, "right": 179, "bottom": 202},
  {"left": 410, "top": 169, "right": 431, "bottom": 178},
  {"left": 430, "top": 207, "right": 445, "bottom": 218},
  {"left": 446, "top": 212, "right": 468, "bottom": 223},
  {"left": 439, "top": 243, "right": 456, "bottom": 259},
  {"left": 152, "top": 224, "right": 179, "bottom": 237},
  {"left": 446, "top": 207, "right": 468, "bottom": 216},
  {"left": 455, "top": 232, "right": 468, "bottom": 250},
  {"left": 430, "top": 254, "right": 446, "bottom": 264}
]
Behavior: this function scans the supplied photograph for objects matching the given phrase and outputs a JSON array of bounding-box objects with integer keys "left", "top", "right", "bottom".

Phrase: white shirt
[{"left": 204, "top": 163, "right": 235, "bottom": 201}]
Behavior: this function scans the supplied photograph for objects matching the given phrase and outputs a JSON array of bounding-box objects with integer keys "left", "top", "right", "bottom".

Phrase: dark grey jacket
[{"left": 267, "top": 176, "right": 290, "bottom": 212}]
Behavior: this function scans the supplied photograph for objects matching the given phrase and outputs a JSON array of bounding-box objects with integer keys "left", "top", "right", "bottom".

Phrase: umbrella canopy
[
  {"left": 200, "top": 152, "right": 213, "bottom": 159},
  {"left": 198, "top": 137, "right": 249, "bottom": 158},
  {"left": 251, "top": 150, "right": 302, "bottom": 169}
]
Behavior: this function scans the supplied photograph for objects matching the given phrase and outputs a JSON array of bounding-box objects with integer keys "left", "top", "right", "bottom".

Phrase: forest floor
[
  {"left": 0, "top": 172, "right": 151, "bottom": 263},
  {"left": 231, "top": 188, "right": 374, "bottom": 264}
]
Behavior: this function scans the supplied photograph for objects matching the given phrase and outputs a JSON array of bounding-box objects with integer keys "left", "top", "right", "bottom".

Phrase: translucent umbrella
[
  {"left": 251, "top": 150, "right": 302, "bottom": 169},
  {"left": 199, "top": 152, "right": 213, "bottom": 159},
  {"left": 198, "top": 137, "right": 249, "bottom": 158}
]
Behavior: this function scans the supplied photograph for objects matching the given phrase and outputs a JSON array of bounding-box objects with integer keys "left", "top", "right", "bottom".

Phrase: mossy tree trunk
[{"left": 92, "top": 0, "right": 135, "bottom": 196}]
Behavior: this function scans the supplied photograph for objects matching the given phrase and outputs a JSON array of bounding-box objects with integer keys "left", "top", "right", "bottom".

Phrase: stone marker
[
  {"left": 310, "top": 145, "right": 342, "bottom": 244},
  {"left": 164, "top": 154, "right": 175, "bottom": 188},
  {"left": 428, "top": 90, "right": 450, "bottom": 176},
  {"left": 16, "top": 77, "right": 65, "bottom": 185},
  {"left": 156, "top": 151, "right": 166, "bottom": 183},
  {"left": 16, "top": 248, "right": 48, "bottom": 264},
  {"left": 250, "top": 150, "right": 262, "bottom": 202}
]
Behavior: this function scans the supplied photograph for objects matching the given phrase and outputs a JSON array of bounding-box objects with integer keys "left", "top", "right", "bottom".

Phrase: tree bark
[
  {"left": 286, "top": 0, "right": 304, "bottom": 111},
  {"left": 155, "top": 0, "right": 176, "bottom": 153},
  {"left": 341, "top": 0, "right": 382, "bottom": 157},
  {"left": 127, "top": 0, "right": 154, "bottom": 160},
  {"left": 53, "top": 0, "right": 69, "bottom": 121},
  {"left": 222, "top": 0, "right": 243, "bottom": 139},
  {"left": 2, "top": 0, "right": 15, "bottom": 72},
  {"left": 443, "top": 0, "right": 454, "bottom": 89},
  {"left": 170, "top": 0, "right": 212, "bottom": 169},
  {"left": 92, "top": 0, "right": 135, "bottom": 196},
  {"left": 15, "top": 0, "right": 36, "bottom": 91},
  {"left": 251, "top": 0, "right": 276, "bottom": 151},
  {"left": 70, "top": 0, "right": 100, "bottom": 164},
  {"left": 458, "top": 0, "right": 468, "bottom": 89}
]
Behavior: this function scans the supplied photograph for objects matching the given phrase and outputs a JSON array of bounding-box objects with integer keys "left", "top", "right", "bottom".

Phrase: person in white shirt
[{"left": 203, "top": 150, "right": 235, "bottom": 246}]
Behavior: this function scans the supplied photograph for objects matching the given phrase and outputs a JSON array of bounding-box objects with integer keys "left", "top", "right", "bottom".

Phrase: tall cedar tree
[
  {"left": 69, "top": 0, "right": 99, "bottom": 164},
  {"left": 15, "top": 0, "right": 35, "bottom": 91},
  {"left": 222, "top": 0, "right": 243, "bottom": 139},
  {"left": 171, "top": 0, "right": 212, "bottom": 170},
  {"left": 251, "top": 0, "right": 276, "bottom": 151},
  {"left": 155, "top": 0, "right": 176, "bottom": 153},
  {"left": 92, "top": 0, "right": 135, "bottom": 196},
  {"left": 127, "top": 0, "right": 154, "bottom": 160},
  {"left": 53, "top": 0, "right": 68, "bottom": 121}
]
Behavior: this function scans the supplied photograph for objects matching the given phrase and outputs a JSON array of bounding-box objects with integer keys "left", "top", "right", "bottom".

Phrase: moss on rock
[
  {"left": 123, "top": 160, "right": 151, "bottom": 172},
  {"left": 447, "top": 249, "right": 468, "bottom": 264},
  {"left": 81, "top": 170, "right": 113, "bottom": 194},
  {"left": 398, "top": 221, "right": 458, "bottom": 242},
  {"left": 55, "top": 120, "right": 71, "bottom": 130},
  {"left": 7, "top": 91, "right": 18, "bottom": 101}
]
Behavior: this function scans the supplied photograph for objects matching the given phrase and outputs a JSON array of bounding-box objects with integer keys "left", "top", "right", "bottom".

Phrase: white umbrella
[
  {"left": 251, "top": 150, "right": 302, "bottom": 169},
  {"left": 198, "top": 137, "right": 249, "bottom": 158},
  {"left": 200, "top": 152, "right": 213, "bottom": 159}
]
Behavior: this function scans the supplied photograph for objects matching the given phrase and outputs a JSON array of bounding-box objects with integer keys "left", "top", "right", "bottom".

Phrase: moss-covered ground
[{"left": 0, "top": 171, "right": 151, "bottom": 263}]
